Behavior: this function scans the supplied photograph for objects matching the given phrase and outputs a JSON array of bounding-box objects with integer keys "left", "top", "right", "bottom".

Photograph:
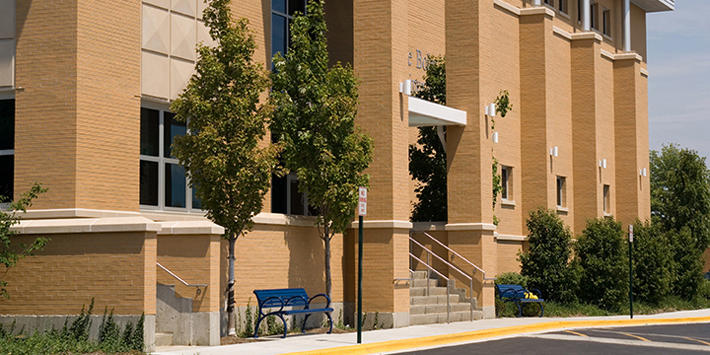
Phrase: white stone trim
[
  {"left": 349, "top": 220, "right": 414, "bottom": 230},
  {"left": 601, "top": 49, "right": 643, "bottom": 62},
  {"left": 493, "top": 0, "right": 521, "bottom": 16},
  {"left": 252, "top": 212, "right": 318, "bottom": 227},
  {"left": 552, "top": 26, "right": 573, "bottom": 41},
  {"left": 158, "top": 220, "right": 224, "bottom": 235},
  {"left": 495, "top": 233, "right": 528, "bottom": 242},
  {"left": 445, "top": 223, "right": 497, "bottom": 231},
  {"left": 493, "top": 0, "right": 556, "bottom": 18},
  {"left": 570, "top": 31, "right": 602, "bottom": 42},
  {"left": 407, "top": 96, "right": 467, "bottom": 127},
  {"left": 640, "top": 67, "right": 649, "bottom": 77},
  {"left": 411, "top": 222, "right": 447, "bottom": 232},
  {"left": 11, "top": 217, "right": 161, "bottom": 234}
]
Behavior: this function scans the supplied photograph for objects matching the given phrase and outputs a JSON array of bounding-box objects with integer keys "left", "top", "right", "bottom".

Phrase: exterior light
[
  {"left": 492, "top": 132, "right": 499, "bottom": 143},
  {"left": 550, "top": 146, "right": 559, "bottom": 157},
  {"left": 640, "top": 168, "right": 647, "bottom": 177},
  {"left": 598, "top": 159, "right": 607, "bottom": 169},
  {"left": 489, "top": 103, "right": 496, "bottom": 117},
  {"left": 399, "top": 80, "right": 412, "bottom": 96}
]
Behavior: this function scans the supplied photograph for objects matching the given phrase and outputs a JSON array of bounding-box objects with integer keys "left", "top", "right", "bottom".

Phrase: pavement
[{"left": 152, "top": 309, "right": 710, "bottom": 355}]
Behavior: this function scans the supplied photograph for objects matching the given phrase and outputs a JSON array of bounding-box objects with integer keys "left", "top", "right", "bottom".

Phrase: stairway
[{"left": 409, "top": 270, "right": 483, "bottom": 325}]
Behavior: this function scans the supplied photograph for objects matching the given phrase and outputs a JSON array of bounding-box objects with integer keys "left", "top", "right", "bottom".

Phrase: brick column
[
  {"left": 614, "top": 55, "right": 650, "bottom": 226},
  {"left": 352, "top": 0, "right": 411, "bottom": 328}
]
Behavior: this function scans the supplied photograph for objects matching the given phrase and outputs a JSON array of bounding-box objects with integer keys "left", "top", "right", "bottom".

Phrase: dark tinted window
[
  {"left": 140, "top": 108, "right": 159, "bottom": 156},
  {"left": 272, "top": 14, "right": 287, "bottom": 58},
  {"left": 165, "top": 163, "right": 186, "bottom": 208},
  {"left": 289, "top": 0, "right": 306, "bottom": 16},
  {"left": 140, "top": 160, "right": 159, "bottom": 206},
  {"left": 164, "top": 112, "right": 186, "bottom": 159},
  {"left": 271, "top": 174, "right": 287, "bottom": 214},
  {"left": 0, "top": 155, "right": 12, "bottom": 202},
  {"left": 272, "top": 0, "right": 286, "bottom": 13},
  {"left": 0, "top": 99, "right": 14, "bottom": 150}
]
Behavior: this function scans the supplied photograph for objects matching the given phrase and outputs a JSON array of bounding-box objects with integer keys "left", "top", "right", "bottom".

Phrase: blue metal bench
[
  {"left": 495, "top": 284, "right": 545, "bottom": 317},
  {"left": 252, "top": 288, "right": 333, "bottom": 338}
]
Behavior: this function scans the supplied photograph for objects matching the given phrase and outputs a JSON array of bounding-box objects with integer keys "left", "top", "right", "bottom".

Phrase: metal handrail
[
  {"left": 410, "top": 237, "right": 473, "bottom": 283},
  {"left": 157, "top": 262, "right": 208, "bottom": 289},
  {"left": 418, "top": 231, "right": 488, "bottom": 278},
  {"left": 409, "top": 252, "right": 450, "bottom": 323}
]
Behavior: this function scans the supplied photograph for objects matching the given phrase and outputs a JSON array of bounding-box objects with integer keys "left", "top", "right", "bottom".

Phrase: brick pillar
[
  {"left": 352, "top": 0, "right": 411, "bottom": 328},
  {"left": 444, "top": 0, "right": 497, "bottom": 319},
  {"left": 614, "top": 56, "right": 650, "bottom": 226},
  {"left": 571, "top": 34, "right": 602, "bottom": 232}
]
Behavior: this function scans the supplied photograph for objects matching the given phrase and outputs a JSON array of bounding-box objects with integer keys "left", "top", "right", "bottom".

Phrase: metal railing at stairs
[
  {"left": 157, "top": 262, "right": 208, "bottom": 295},
  {"left": 408, "top": 231, "right": 494, "bottom": 322}
]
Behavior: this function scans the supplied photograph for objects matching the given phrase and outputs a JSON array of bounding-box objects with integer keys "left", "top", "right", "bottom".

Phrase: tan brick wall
[
  {"left": 157, "top": 234, "right": 220, "bottom": 313},
  {"left": 14, "top": 0, "right": 78, "bottom": 209},
  {"left": 0, "top": 232, "right": 156, "bottom": 315},
  {"left": 222, "top": 224, "right": 345, "bottom": 307},
  {"left": 496, "top": 240, "right": 524, "bottom": 275},
  {"left": 410, "top": 230, "right": 449, "bottom": 276}
]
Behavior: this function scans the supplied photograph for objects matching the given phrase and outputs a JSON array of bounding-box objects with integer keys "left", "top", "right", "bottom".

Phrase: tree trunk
[
  {"left": 227, "top": 236, "right": 236, "bottom": 336},
  {"left": 324, "top": 224, "right": 332, "bottom": 299}
]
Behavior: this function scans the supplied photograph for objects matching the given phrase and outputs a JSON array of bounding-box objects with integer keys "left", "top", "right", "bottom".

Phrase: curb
[{"left": 284, "top": 316, "right": 710, "bottom": 355}]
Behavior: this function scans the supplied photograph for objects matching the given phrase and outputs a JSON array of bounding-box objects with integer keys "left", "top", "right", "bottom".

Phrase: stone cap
[
  {"left": 158, "top": 220, "right": 225, "bottom": 235},
  {"left": 11, "top": 216, "right": 161, "bottom": 234}
]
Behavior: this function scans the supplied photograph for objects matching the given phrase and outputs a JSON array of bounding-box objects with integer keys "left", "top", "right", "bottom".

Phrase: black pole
[
  {"left": 629, "top": 232, "right": 633, "bottom": 319},
  {"left": 357, "top": 215, "right": 363, "bottom": 343}
]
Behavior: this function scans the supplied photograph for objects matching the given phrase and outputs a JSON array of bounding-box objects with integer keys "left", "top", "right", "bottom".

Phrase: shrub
[
  {"left": 575, "top": 217, "right": 628, "bottom": 311},
  {"left": 495, "top": 272, "right": 529, "bottom": 288},
  {"left": 632, "top": 221, "right": 672, "bottom": 304},
  {"left": 519, "top": 209, "right": 578, "bottom": 303},
  {"left": 668, "top": 227, "right": 705, "bottom": 299}
]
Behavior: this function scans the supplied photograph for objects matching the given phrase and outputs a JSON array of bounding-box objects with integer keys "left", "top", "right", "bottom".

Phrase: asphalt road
[{"left": 402, "top": 323, "right": 710, "bottom": 354}]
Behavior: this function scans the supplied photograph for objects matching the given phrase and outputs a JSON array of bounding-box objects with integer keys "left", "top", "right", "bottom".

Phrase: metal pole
[
  {"left": 357, "top": 215, "right": 364, "bottom": 343},
  {"left": 629, "top": 231, "right": 633, "bottom": 319}
]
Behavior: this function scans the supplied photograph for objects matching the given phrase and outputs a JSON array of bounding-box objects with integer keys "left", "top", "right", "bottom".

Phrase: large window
[
  {"left": 270, "top": 0, "right": 311, "bottom": 216},
  {"left": 0, "top": 99, "right": 13, "bottom": 202},
  {"left": 591, "top": 2, "right": 599, "bottom": 30},
  {"left": 139, "top": 105, "right": 200, "bottom": 211}
]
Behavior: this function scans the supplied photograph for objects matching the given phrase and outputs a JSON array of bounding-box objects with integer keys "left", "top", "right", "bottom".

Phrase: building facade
[{"left": 0, "top": 0, "right": 677, "bottom": 350}]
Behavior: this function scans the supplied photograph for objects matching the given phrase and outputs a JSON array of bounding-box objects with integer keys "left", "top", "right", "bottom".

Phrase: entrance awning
[{"left": 408, "top": 96, "right": 467, "bottom": 127}]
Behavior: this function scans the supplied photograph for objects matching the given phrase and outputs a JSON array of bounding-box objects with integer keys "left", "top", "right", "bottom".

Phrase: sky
[{"left": 647, "top": 0, "right": 710, "bottom": 161}]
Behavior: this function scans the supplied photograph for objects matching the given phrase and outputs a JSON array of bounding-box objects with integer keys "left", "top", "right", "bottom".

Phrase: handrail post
[
  {"left": 470, "top": 278, "right": 474, "bottom": 321},
  {"left": 446, "top": 279, "right": 451, "bottom": 323},
  {"left": 426, "top": 252, "right": 431, "bottom": 296}
]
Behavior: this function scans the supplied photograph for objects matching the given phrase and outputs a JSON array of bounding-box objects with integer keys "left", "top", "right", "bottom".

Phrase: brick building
[{"left": 0, "top": 0, "right": 678, "bottom": 350}]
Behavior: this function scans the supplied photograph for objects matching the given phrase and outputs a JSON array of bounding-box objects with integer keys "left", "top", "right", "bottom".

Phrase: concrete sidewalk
[{"left": 152, "top": 309, "right": 710, "bottom": 355}]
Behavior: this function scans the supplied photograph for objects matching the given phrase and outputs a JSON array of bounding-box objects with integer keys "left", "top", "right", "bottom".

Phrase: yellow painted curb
[{"left": 285, "top": 316, "right": 710, "bottom": 355}]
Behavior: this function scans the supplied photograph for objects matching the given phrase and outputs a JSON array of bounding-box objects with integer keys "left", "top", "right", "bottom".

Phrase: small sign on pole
[
  {"left": 358, "top": 187, "right": 367, "bottom": 216},
  {"left": 628, "top": 224, "right": 634, "bottom": 319}
]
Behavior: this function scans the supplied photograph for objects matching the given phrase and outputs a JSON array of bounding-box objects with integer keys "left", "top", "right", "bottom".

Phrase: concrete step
[
  {"left": 410, "top": 310, "right": 484, "bottom": 325},
  {"left": 410, "top": 302, "right": 473, "bottom": 315},
  {"left": 411, "top": 278, "right": 439, "bottom": 288},
  {"left": 155, "top": 332, "right": 173, "bottom": 347},
  {"left": 409, "top": 286, "right": 448, "bottom": 297},
  {"left": 411, "top": 270, "right": 428, "bottom": 280},
  {"left": 410, "top": 294, "right": 460, "bottom": 305}
]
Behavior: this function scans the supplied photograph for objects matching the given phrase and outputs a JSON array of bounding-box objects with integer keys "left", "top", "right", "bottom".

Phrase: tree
[
  {"left": 270, "top": 0, "right": 373, "bottom": 298},
  {"left": 170, "top": 0, "right": 279, "bottom": 335},
  {"left": 575, "top": 217, "right": 628, "bottom": 311},
  {"left": 631, "top": 221, "right": 671, "bottom": 304},
  {"left": 409, "top": 56, "right": 447, "bottom": 222},
  {"left": 518, "top": 208, "right": 578, "bottom": 303},
  {"left": 1, "top": 183, "right": 48, "bottom": 298},
  {"left": 650, "top": 144, "right": 710, "bottom": 250}
]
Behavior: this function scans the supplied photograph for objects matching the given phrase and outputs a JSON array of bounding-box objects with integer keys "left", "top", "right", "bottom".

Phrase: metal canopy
[{"left": 407, "top": 96, "right": 467, "bottom": 127}]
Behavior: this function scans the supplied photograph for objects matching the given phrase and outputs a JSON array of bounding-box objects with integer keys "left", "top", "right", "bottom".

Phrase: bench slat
[{"left": 254, "top": 288, "right": 309, "bottom": 307}]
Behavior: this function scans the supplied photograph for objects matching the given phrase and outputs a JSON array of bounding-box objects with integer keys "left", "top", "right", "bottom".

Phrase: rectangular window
[
  {"left": 139, "top": 105, "right": 200, "bottom": 212},
  {"left": 591, "top": 3, "right": 599, "bottom": 30},
  {"left": 544, "top": 0, "right": 553, "bottom": 6},
  {"left": 556, "top": 176, "right": 566, "bottom": 208},
  {"left": 0, "top": 99, "right": 14, "bottom": 202},
  {"left": 271, "top": 0, "right": 308, "bottom": 59},
  {"left": 558, "top": 0, "right": 568, "bottom": 14},
  {"left": 602, "top": 8, "right": 611, "bottom": 36},
  {"left": 578, "top": 0, "right": 582, "bottom": 21},
  {"left": 603, "top": 184, "right": 610, "bottom": 213},
  {"left": 501, "top": 166, "right": 512, "bottom": 201}
]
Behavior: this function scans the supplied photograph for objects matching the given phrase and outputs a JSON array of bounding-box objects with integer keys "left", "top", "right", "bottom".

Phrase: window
[
  {"left": 271, "top": 0, "right": 307, "bottom": 60},
  {"left": 602, "top": 8, "right": 611, "bottom": 36},
  {"left": 0, "top": 99, "right": 13, "bottom": 202},
  {"left": 543, "top": 0, "right": 553, "bottom": 6},
  {"left": 558, "top": 0, "right": 568, "bottom": 14},
  {"left": 603, "top": 184, "right": 610, "bottom": 213},
  {"left": 590, "top": 2, "right": 599, "bottom": 30},
  {"left": 270, "top": 0, "right": 311, "bottom": 216},
  {"left": 556, "top": 176, "right": 567, "bottom": 208},
  {"left": 577, "top": 0, "right": 582, "bottom": 22},
  {"left": 139, "top": 106, "right": 201, "bottom": 211},
  {"left": 501, "top": 166, "right": 513, "bottom": 201}
]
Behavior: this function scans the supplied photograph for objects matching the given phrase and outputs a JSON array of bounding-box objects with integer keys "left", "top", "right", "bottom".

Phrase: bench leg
[
  {"left": 278, "top": 314, "right": 288, "bottom": 338},
  {"left": 516, "top": 301, "right": 522, "bottom": 317},
  {"left": 253, "top": 314, "right": 264, "bottom": 338},
  {"left": 302, "top": 314, "right": 311, "bottom": 333},
  {"left": 539, "top": 303, "right": 544, "bottom": 318},
  {"left": 326, "top": 312, "right": 333, "bottom": 334}
]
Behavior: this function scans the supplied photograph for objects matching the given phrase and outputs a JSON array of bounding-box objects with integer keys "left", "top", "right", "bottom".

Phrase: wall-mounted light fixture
[
  {"left": 598, "top": 159, "right": 607, "bottom": 169},
  {"left": 550, "top": 146, "right": 559, "bottom": 157},
  {"left": 399, "top": 80, "right": 412, "bottom": 96},
  {"left": 485, "top": 103, "right": 496, "bottom": 117},
  {"left": 640, "top": 168, "right": 647, "bottom": 177},
  {"left": 492, "top": 132, "right": 499, "bottom": 143}
]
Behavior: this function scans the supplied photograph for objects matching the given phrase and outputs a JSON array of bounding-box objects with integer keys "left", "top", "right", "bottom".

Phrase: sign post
[
  {"left": 628, "top": 224, "right": 634, "bottom": 319},
  {"left": 357, "top": 187, "right": 367, "bottom": 344}
]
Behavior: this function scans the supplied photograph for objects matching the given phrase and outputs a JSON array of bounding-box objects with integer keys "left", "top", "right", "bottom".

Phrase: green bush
[
  {"left": 495, "top": 272, "right": 529, "bottom": 288},
  {"left": 668, "top": 227, "right": 705, "bottom": 299},
  {"left": 519, "top": 209, "right": 578, "bottom": 303},
  {"left": 632, "top": 221, "right": 672, "bottom": 304},
  {"left": 576, "top": 217, "right": 628, "bottom": 311}
]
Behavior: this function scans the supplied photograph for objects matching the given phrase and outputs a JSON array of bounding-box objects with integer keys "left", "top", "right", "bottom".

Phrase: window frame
[
  {"left": 558, "top": 0, "right": 568, "bottom": 15},
  {"left": 603, "top": 184, "right": 611, "bottom": 214},
  {"left": 601, "top": 7, "right": 611, "bottom": 37},
  {"left": 501, "top": 165, "right": 513, "bottom": 202},
  {"left": 556, "top": 176, "right": 567, "bottom": 208},
  {"left": 139, "top": 100, "right": 201, "bottom": 213},
  {"left": 590, "top": 2, "right": 599, "bottom": 30},
  {"left": 0, "top": 94, "right": 14, "bottom": 207}
]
